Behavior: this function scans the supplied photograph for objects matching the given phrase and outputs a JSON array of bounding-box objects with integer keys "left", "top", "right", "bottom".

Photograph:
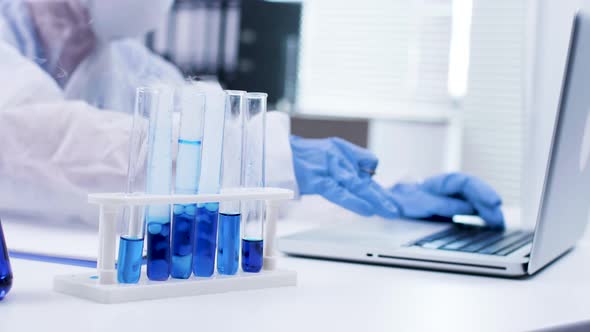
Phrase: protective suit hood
[{"left": 83, "top": 0, "right": 174, "bottom": 41}]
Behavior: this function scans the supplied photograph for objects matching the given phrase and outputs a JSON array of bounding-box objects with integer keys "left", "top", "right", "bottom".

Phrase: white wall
[
  {"left": 368, "top": 119, "right": 450, "bottom": 186},
  {"left": 523, "top": 0, "right": 589, "bottom": 227}
]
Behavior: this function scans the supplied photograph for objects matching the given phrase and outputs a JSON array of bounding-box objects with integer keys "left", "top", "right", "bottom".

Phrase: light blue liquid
[
  {"left": 117, "top": 237, "right": 144, "bottom": 284},
  {"left": 193, "top": 203, "right": 219, "bottom": 277},
  {"left": 217, "top": 213, "right": 241, "bottom": 275}
]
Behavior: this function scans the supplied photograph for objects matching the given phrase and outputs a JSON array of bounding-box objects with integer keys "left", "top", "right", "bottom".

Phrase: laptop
[{"left": 278, "top": 12, "right": 590, "bottom": 277}]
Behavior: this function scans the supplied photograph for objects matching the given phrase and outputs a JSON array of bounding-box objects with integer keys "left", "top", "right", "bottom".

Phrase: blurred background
[{"left": 143, "top": 0, "right": 535, "bottom": 209}]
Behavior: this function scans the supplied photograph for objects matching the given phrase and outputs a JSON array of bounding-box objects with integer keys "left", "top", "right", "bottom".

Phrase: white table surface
[{"left": 0, "top": 198, "right": 589, "bottom": 332}]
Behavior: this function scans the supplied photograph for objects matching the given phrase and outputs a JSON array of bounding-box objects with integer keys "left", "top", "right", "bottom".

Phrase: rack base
[{"left": 54, "top": 269, "right": 297, "bottom": 304}]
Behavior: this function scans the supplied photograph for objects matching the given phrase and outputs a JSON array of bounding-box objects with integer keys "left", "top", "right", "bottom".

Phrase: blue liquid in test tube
[
  {"left": 172, "top": 204, "right": 196, "bottom": 278},
  {"left": 0, "top": 219, "right": 13, "bottom": 300},
  {"left": 118, "top": 236, "right": 144, "bottom": 283},
  {"left": 241, "top": 93, "right": 267, "bottom": 273},
  {"left": 193, "top": 203, "right": 219, "bottom": 277},
  {"left": 117, "top": 87, "right": 159, "bottom": 284},
  {"left": 192, "top": 82, "right": 226, "bottom": 277},
  {"left": 217, "top": 91, "right": 245, "bottom": 275},
  {"left": 145, "top": 86, "right": 174, "bottom": 281},
  {"left": 241, "top": 239, "right": 263, "bottom": 273},
  {"left": 171, "top": 88, "right": 205, "bottom": 279},
  {"left": 217, "top": 213, "right": 240, "bottom": 274}
]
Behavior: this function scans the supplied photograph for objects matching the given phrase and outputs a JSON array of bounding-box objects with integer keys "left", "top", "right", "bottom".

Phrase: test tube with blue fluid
[
  {"left": 145, "top": 86, "right": 174, "bottom": 281},
  {"left": 117, "top": 87, "right": 152, "bottom": 284},
  {"left": 241, "top": 93, "right": 267, "bottom": 273},
  {"left": 171, "top": 87, "right": 206, "bottom": 279},
  {"left": 118, "top": 205, "right": 146, "bottom": 284},
  {"left": 0, "top": 218, "right": 13, "bottom": 300},
  {"left": 217, "top": 91, "right": 246, "bottom": 275},
  {"left": 193, "top": 82, "right": 226, "bottom": 277}
]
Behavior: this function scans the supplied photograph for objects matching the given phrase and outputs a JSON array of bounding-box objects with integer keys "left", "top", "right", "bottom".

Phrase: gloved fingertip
[
  {"left": 381, "top": 200, "right": 401, "bottom": 218},
  {"left": 331, "top": 193, "right": 375, "bottom": 217},
  {"left": 348, "top": 201, "right": 375, "bottom": 217},
  {"left": 357, "top": 209, "right": 375, "bottom": 217},
  {"left": 358, "top": 159, "right": 378, "bottom": 173},
  {"left": 375, "top": 207, "right": 401, "bottom": 219},
  {"left": 479, "top": 207, "right": 505, "bottom": 229}
]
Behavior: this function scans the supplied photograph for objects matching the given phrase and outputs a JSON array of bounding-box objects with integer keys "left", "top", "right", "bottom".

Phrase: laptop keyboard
[{"left": 413, "top": 225, "right": 533, "bottom": 256}]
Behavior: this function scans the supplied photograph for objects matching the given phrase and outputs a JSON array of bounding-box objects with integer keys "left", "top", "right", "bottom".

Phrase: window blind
[
  {"left": 461, "top": 0, "right": 528, "bottom": 205},
  {"left": 296, "top": 0, "right": 454, "bottom": 117}
]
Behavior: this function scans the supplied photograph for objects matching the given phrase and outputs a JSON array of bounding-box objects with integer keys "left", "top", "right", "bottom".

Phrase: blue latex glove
[
  {"left": 389, "top": 173, "right": 505, "bottom": 228},
  {"left": 291, "top": 136, "right": 401, "bottom": 218}
]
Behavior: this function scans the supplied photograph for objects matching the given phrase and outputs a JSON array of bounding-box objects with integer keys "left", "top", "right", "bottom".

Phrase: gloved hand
[
  {"left": 389, "top": 173, "right": 505, "bottom": 228},
  {"left": 291, "top": 136, "right": 401, "bottom": 218}
]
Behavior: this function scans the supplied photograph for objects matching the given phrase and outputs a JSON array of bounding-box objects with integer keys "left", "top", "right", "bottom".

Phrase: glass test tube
[
  {"left": 217, "top": 91, "right": 245, "bottom": 275},
  {"left": 193, "top": 82, "right": 227, "bottom": 277},
  {"left": 117, "top": 87, "right": 152, "bottom": 284},
  {"left": 145, "top": 86, "right": 174, "bottom": 281},
  {"left": 241, "top": 93, "right": 267, "bottom": 273},
  {"left": 171, "top": 87, "right": 206, "bottom": 279},
  {"left": 0, "top": 219, "right": 12, "bottom": 300}
]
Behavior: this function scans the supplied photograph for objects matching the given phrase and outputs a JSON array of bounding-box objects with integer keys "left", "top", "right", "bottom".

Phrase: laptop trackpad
[{"left": 285, "top": 218, "right": 450, "bottom": 248}]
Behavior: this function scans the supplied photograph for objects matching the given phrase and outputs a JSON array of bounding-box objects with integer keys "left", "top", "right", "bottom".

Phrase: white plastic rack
[{"left": 53, "top": 187, "right": 296, "bottom": 304}]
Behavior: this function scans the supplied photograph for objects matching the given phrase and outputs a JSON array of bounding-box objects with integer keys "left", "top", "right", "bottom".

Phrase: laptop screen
[{"left": 528, "top": 12, "right": 590, "bottom": 274}]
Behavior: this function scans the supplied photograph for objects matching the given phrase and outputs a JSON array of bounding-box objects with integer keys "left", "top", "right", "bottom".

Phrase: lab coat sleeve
[
  {"left": 0, "top": 101, "right": 132, "bottom": 227},
  {"left": 0, "top": 107, "right": 297, "bottom": 227},
  {"left": 0, "top": 40, "right": 63, "bottom": 108},
  {"left": 265, "top": 111, "right": 298, "bottom": 193}
]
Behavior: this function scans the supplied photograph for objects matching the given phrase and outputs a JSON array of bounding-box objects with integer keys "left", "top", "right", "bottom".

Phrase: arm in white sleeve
[
  {"left": 265, "top": 111, "right": 297, "bottom": 193},
  {"left": 0, "top": 106, "right": 296, "bottom": 227},
  {"left": 0, "top": 101, "right": 133, "bottom": 226},
  {"left": 0, "top": 40, "right": 132, "bottom": 227},
  {"left": 0, "top": 41, "right": 63, "bottom": 108}
]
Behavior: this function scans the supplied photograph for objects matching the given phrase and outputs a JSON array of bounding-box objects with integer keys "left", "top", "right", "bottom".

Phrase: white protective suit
[{"left": 0, "top": 40, "right": 296, "bottom": 227}]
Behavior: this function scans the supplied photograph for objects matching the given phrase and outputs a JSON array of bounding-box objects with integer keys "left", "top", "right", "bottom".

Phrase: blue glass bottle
[{"left": 0, "top": 219, "right": 13, "bottom": 300}]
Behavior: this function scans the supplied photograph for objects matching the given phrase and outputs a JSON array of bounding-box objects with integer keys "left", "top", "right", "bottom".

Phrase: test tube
[
  {"left": 145, "top": 86, "right": 174, "bottom": 281},
  {"left": 118, "top": 204, "right": 145, "bottom": 284},
  {"left": 171, "top": 87, "right": 206, "bottom": 279},
  {"left": 193, "top": 82, "right": 227, "bottom": 277},
  {"left": 217, "top": 91, "right": 245, "bottom": 275},
  {"left": 241, "top": 93, "right": 267, "bottom": 273},
  {"left": 117, "top": 87, "right": 152, "bottom": 284},
  {"left": 0, "top": 218, "right": 12, "bottom": 300}
]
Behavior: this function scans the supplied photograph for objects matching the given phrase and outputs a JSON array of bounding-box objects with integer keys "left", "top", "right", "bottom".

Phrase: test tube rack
[{"left": 53, "top": 188, "right": 297, "bottom": 304}]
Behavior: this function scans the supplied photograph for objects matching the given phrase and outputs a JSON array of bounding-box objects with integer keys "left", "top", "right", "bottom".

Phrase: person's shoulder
[{"left": 110, "top": 39, "right": 183, "bottom": 81}]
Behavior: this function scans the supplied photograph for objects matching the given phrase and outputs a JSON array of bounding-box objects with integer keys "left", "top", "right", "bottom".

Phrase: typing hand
[
  {"left": 389, "top": 173, "right": 505, "bottom": 228},
  {"left": 291, "top": 136, "right": 400, "bottom": 218}
]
